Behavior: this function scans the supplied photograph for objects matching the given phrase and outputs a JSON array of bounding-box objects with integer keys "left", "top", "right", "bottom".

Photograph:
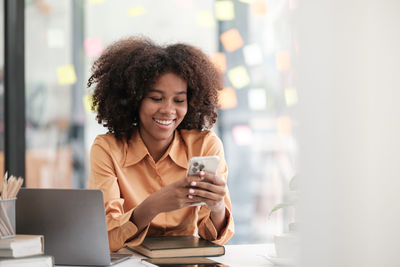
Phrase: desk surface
[{"left": 57, "top": 243, "right": 275, "bottom": 267}]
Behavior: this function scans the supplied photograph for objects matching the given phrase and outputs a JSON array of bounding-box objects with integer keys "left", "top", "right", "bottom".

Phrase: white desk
[
  {"left": 112, "top": 243, "right": 274, "bottom": 267},
  {"left": 57, "top": 243, "right": 275, "bottom": 267}
]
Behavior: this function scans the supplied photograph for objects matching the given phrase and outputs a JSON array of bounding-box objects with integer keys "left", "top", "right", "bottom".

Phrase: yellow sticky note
[
  {"left": 277, "top": 116, "right": 292, "bottom": 135},
  {"left": 251, "top": 0, "right": 267, "bottom": 15},
  {"left": 210, "top": 52, "right": 227, "bottom": 73},
  {"left": 219, "top": 87, "right": 238, "bottom": 110},
  {"left": 228, "top": 66, "right": 250, "bottom": 89},
  {"left": 285, "top": 87, "right": 298, "bottom": 107},
  {"left": 275, "top": 50, "right": 291, "bottom": 71},
  {"left": 248, "top": 88, "right": 267, "bottom": 110},
  {"left": 196, "top": 11, "right": 216, "bottom": 27},
  {"left": 89, "top": 0, "right": 104, "bottom": 3},
  {"left": 83, "top": 95, "right": 95, "bottom": 113},
  {"left": 215, "top": 1, "right": 235, "bottom": 21},
  {"left": 220, "top": 28, "right": 244, "bottom": 52},
  {"left": 128, "top": 7, "right": 147, "bottom": 17},
  {"left": 243, "top": 43, "right": 263, "bottom": 66},
  {"left": 57, "top": 65, "right": 77, "bottom": 85},
  {"left": 232, "top": 125, "right": 253, "bottom": 146}
]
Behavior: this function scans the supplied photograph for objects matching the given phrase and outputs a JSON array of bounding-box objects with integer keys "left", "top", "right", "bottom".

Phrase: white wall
[{"left": 298, "top": 1, "right": 400, "bottom": 266}]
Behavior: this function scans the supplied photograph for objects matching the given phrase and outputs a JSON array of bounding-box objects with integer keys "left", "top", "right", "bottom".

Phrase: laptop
[{"left": 16, "top": 188, "right": 131, "bottom": 266}]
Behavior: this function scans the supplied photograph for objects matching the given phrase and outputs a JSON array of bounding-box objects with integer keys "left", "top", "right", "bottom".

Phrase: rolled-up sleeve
[{"left": 89, "top": 139, "right": 148, "bottom": 251}]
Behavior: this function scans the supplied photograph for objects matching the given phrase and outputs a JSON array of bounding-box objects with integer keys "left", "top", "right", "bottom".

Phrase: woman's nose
[{"left": 159, "top": 100, "right": 175, "bottom": 114}]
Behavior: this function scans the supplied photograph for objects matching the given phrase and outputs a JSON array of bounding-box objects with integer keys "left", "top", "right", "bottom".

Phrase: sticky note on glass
[
  {"left": 251, "top": 0, "right": 267, "bottom": 15},
  {"left": 219, "top": 87, "right": 237, "bottom": 109},
  {"left": 220, "top": 28, "right": 244, "bottom": 52},
  {"left": 215, "top": 1, "right": 235, "bottom": 21},
  {"left": 47, "top": 29, "right": 64, "bottom": 48},
  {"left": 289, "top": 0, "right": 298, "bottom": 9},
  {"left": 83, "top": 95, "right": 94, "bottom": 113},
  {"left": 196, "top": 11, "right": 215, "bottom": 27},
  {"left": 128, "top": 7, "right": 147, "bottom": 16},
  {"left": 285, "top": 87, "right": 298, "bottom": 106},
  {"left": 248, "top": 88, "right": 267, "bottom": 110},
  {"left": 84, "top": 37, "right": 104, "bottom": 57},
  {"left": 275, "top": 50, "right": 291, "bottom": 71},
  {"left": 238, "top": 0, "right": 256, "bottom": 4},
  {"left": 228, "top": 66, "right": 250, "bottom": 89},
  {"left": 243, "top": 43, "right": 263, "bottom": 66},
  {"left": 210, "top": 52, "right": 227, "bottom": 73},
  {"left": 173, "top": 0, "right": 194, "bottom": 9},
  {"left": 57, "top": 65, "right": 77, "bottom": 85},
  {"left": 277, "top": 116, "right": 292, "bottom": 135},
  {"left": 232, "top": 125, "right": 253, "bottom": 146}
]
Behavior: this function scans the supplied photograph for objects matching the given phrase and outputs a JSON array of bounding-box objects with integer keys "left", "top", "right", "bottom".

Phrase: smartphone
[
  {"left": 186, "top": 156, "right": 220, "bottom": 206},
  {"left": 141, "top": 257, "right": 228, "bottom": 267},
  {"left": 187, "top": 156, "right": 220, "bottom": 177}
]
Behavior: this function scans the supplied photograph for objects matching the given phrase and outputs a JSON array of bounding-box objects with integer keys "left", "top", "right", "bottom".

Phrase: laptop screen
[{"left": 16, "top": 188, "right": 115, "bottom": 266}]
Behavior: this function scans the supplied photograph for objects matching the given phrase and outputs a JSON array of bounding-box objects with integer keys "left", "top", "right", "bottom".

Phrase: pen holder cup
[{"left": 0, "top": 198, "right": 16, "bottom": 239}]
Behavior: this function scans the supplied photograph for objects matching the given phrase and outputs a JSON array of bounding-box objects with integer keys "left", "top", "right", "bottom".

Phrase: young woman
[{"left": 88, "top": 37, "right": 234, "bottom": 252}]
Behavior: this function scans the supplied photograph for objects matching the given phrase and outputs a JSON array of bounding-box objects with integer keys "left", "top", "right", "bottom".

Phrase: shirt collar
[{"left": 123, "top": 129, "right": 188, "bottom": 169}]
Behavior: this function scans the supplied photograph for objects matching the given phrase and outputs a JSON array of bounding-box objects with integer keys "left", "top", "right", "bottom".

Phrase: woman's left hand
[{"left": 187, "top": 171, "right": 226, "bottom": 213}]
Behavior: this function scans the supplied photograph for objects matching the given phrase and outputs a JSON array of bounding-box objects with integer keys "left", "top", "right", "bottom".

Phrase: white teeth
[{"left": 154, "top": 119, "right": 173, "bottom": 125}]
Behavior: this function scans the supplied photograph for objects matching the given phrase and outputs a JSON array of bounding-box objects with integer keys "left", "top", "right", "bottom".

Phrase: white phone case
[
  {"left": 186, "top": 156, "right": 220, "bottom": 207},
  {"left": 187, "top": 156, "right": 220, "bottom": 176}
]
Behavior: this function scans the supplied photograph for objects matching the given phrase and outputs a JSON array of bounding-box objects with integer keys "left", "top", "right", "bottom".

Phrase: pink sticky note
[
  {"left": 232, "top": 125, "right": 253, "bottom": 145},
  {"left": 84, "top": 37, "right": 104, "bottom": 57}
]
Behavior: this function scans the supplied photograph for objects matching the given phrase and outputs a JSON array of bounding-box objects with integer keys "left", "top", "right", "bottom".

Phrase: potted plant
[{"left": 267, "top": 176, "right": 299, "bottom": 264}]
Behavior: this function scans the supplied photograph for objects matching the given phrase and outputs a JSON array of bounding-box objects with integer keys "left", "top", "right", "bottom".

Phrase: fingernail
[
  {"left": 189, "top": 189, "right": 195, "bottom": 194},
  {"left": 188, "top": 195, "right": 193, "bottom": 199},
  {"left": 199, "top": 171, "right": 205, "bottom": 176},
  {"left": 191, "top": 181, "right": 196, "bottom": 186}
]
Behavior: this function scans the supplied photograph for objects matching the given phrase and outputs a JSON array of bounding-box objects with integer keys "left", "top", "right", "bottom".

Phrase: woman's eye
[
  {"left": 150, "top": 97, "right": 162, "bottom": 102},
  {"left": 174, "top": 99, "right": 185, "bottom": 103}
]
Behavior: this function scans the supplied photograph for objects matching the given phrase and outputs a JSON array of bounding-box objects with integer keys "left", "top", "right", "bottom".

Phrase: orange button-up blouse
[{"left": 89, "top": 128, "right": 234, "bottom": 252}]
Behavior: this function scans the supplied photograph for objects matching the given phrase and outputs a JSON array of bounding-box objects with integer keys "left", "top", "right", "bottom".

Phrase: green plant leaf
[
  {"left": 289, "top": 176, "right": 298, "bottom": 191},
  {"left": 268, "top": 202, "right": 294, "bottom": 217}
]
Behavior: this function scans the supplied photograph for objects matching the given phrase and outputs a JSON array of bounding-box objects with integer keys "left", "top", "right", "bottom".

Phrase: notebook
[{"left": 15, "top": 188, "right": 131, "bottom": 266}]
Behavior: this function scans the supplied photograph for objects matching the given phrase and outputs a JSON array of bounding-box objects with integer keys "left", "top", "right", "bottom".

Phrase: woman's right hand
[
  {"left": 148, "top": 175, "right": 202, "bottom": 214},
  {"left": 130, "top": 175, "right": 202, "bottom": 234}
]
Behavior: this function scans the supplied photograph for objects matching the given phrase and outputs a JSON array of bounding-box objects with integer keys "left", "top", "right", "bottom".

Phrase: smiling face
[{"left": 138, "top": 72, "right": 188, "bottom": 152}]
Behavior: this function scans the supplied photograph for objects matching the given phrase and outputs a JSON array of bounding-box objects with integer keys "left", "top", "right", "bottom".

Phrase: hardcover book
[
  {"left": 0, "top": 255, "right": 53, "bottom": 267},
  {"left": 0, "top": 235, "right": 44, "bottom": 258},
  {"left": 128, "top": 236, "right": 225, "bottom": 258}
]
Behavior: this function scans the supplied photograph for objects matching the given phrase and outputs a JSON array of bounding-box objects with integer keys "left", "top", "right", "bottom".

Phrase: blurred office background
[
  {"left": 2, "top": 0, "right": 298, "bottom": 245},
  {"left": 2, "top": 1, "right": 400, "bottom": 266}
]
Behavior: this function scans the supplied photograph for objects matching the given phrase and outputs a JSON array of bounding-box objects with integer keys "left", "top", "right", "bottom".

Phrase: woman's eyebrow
[{"left": 149, "top": 89, "right": 187, "bottom": 95}]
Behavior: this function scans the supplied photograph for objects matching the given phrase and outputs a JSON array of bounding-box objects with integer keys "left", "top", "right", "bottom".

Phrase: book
[
  {"left": 127, "top": 236, "right": 225, "bottom": 258},
  {"left": 0, "top": 255, "right": 53, "bottom": 267},
  {"left": 141, "top": 256, "right": 228, "bottom": 267},
  {"left": 0, "top": 235, "right": 44, "bottom": 258}
]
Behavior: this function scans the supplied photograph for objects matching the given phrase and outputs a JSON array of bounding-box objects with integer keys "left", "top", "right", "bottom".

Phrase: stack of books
[
  {"left": 128, "top": 236, "right": 226, "bottom": 266},
  {"left": 0, "top": 235, "right": 53, "bottom": 266}
]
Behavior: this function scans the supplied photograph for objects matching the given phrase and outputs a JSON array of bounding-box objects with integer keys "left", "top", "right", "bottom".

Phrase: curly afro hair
[{"left": 87, "top": 37, "right": 223, "bottom": 141}]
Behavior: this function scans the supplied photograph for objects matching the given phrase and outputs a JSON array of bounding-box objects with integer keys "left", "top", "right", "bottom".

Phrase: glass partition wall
[{"left": 24, "top": 0, "right": 297, "bottom": 244}]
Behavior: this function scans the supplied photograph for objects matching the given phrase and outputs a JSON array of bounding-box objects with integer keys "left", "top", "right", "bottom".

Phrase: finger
[
  {"left": 190, "top": 180, "right": 226, "bottom": 195},
  {"left": 188, "top": 187, "right": 224, "bottom": 202},
  {"left": 198, "top": 171, "right": 225, "bottom": 186}
]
